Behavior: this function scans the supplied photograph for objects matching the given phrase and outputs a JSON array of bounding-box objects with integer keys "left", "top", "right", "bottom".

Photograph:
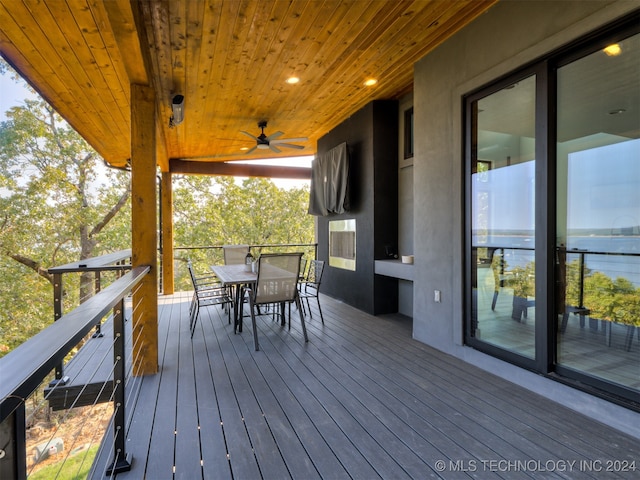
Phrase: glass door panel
[
  {"left": 556, "top": 33, "right": 640, "bottom": 391},
  {"left": 470, "top": 75, "right": 536, "bottom": 358}
]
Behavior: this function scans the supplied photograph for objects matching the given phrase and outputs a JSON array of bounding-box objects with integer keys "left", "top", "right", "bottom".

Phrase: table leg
[
  {"left": 280, "top": 302, "right": 286, "bottom": 326},
  {"left": 234, "top": 285, "right": 243, "bottom": 333}
]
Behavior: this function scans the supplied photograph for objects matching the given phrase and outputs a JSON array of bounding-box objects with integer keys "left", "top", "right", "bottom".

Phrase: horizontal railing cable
[
  {"left": 25, "top": 331, "right": 118, "bottom": 477},
  {"left": 0, "top": 265, "right": 149, "bottom": 480}
]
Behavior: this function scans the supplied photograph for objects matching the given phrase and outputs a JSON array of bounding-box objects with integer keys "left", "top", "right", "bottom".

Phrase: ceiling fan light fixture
[{"left": 240, "top": 121, "right": 307, "bottom": 154}]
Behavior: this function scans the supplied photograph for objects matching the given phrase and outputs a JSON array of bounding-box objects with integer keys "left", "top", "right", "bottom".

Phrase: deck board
[
  {"left": 260, "top": 324, "right": 425, "bottom": 479},
  {"left": 249, "top": 324, "right": 388, "bottom": 479},
  {"left": 315, "top": 318, "right": 550, "bottom": 463},
  {"left": 43, "top": 320, "right": 118, "bottom": 410},
  {"left": 267, "top": 309, "right": 521, "bottom": 479},
  {"left": 310, "top": 304, "right": 594, "bottom": 478},
  {"left": 201, "top": 308, "right": 264, "bottom": 480},
  {"left": 192, "top": 308, "right": 233, "bottom": 480},
  {"left": 175, "top": 296, "right": 203, "bottom": 480},
  {"left": 144, "top": 312, "right": 179, "bottom": 477},
  {"left": 89, "top": 291, "right": 640, "bottom": 479}
]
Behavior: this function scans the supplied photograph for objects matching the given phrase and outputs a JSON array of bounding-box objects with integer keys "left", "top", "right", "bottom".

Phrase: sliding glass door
[
  {"left": 468, "top": 75, "right": 537, "bottom": 360},
  {"left": 555, "top": 32, "right": 639, "bottom": 392},
  {"left": 465, "top": 17, "right": 639, "bottom": 403}
]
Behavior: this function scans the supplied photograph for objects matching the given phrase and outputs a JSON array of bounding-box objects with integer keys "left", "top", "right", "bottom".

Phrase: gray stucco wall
[
  {"left": 412, "top": 0, "right": 639, "bottom": 438},
  {"left": 398, "top": 93, "right": 414, "bottom": 317}
]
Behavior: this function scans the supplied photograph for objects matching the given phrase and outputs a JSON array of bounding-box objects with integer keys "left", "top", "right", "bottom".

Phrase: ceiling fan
[{"left": 240, "top": 120, "right": 307, "bottom": 154}]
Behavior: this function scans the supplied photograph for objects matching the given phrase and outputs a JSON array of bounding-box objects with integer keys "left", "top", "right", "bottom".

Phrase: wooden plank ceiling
[{"left": 0, "top": 0, "right": 497, "bottom": 173}]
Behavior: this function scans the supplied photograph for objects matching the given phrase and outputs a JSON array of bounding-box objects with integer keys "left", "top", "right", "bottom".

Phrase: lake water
[{"left": 475, "top": 235, "right": 640, "bottom": 287}]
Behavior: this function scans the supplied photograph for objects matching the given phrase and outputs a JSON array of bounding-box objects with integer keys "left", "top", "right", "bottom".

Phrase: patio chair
[
  {"left": 299, "top": 257, "right": 308, "bottom": 281},
  {"left": 260, "top": 257, "right": 306, "bottom": 325},
  {"left": 222, "top": 244, "right": 251, "bottom": 312},
  {"left": 489, "top": 248, "right": 535, "bottom": 322},
  {"left": 187, "top": 260, "right": 233, "bottom": 338},
  {"left": 240, "top": 252, "right": 308, "bottom": 351},
  {"left": 223, "top": 244, "right": 250, "bottom": 265},
  {"left": 187, "top": 259, "right": 218, "bottom": 316},
  {"left": 298, "top": 260, "right": 325, "bottom": 324}
]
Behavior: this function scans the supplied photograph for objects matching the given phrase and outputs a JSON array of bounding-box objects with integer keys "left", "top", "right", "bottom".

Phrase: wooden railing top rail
[
  {"left": 47, "top": 249, "right": 132, "bottom": 274},
  {"left": 0, "top": 265, "right": 149, "bottom": 421}
]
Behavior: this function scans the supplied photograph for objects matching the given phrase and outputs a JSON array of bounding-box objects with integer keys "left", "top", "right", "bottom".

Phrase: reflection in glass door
[
  {"left": 470, "top": 75, "right": 536, "bottom": 359},
  {"left": 556, "top": 33, "right": 640, "bottom": 391}
]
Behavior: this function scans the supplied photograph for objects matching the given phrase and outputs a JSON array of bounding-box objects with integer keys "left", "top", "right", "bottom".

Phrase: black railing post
[
  {"left": 92, "top": 271, "right": 104, "bottom": 338},
  {"left": 50, "top": 272, "right": 68, "bottom": 386},
  {"left": 0, "top": 403, "right": 26, "bottom": 480},
  {"left": 106, "top": 297, "right": 132, "bottom": 475}
]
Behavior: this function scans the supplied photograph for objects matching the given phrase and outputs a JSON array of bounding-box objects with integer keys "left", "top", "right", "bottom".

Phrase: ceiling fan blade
[
  {"left": 269, "top": 144, "right": 282, "bottom": 153},
  {"left": 270, "top": 137, "right": 308, "bottom": 144},
  {"left": 275, "top": 143, "right": 305, "bottom": 150},
  {"left": 244, "top": 146, "right": 258, "bottom": 154},
  {"left": 266, "top": 131, "right": 284, "bottom": 141},
  {"left": 240, "top": 131, "right": 258, "bottom": 141}
]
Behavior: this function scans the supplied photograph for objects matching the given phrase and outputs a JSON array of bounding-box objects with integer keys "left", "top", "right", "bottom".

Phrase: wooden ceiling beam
[
  {"left": 101, "top": 0, "right": 149, "bottom": 85},
  {"left": 170, "top": 159, "right": 311, "bottom": 180}
]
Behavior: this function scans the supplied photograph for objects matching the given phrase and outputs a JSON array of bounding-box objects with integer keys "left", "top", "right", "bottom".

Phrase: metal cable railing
[
  {"left": 0, "top": 266, "right": 150, "bottom": 479},
  {"left": 174, "top": 243, "right": 318, "bottom": 290}
]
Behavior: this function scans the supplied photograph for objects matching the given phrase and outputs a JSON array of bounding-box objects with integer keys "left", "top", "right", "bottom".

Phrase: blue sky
[
  {"left": 568, "top": 140, "right": 640, "bottom": 230},
  {"left": 0, "top": 72, "right": 35, "bottom": 120},
  {"left": 473, "top": 139, "right": 640, "bottom": 233}
]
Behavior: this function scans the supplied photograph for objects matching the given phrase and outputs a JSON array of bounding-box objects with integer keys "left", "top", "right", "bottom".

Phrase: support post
[
  {"left": 161, "top": 171, "right": 174, "bottom": 295},
  {"left": 131, "top": 83, "right": 158, "bottom": 375}
]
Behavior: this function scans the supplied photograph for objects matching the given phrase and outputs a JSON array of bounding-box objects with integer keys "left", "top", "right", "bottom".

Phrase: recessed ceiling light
[
  {"left": 286, "top": 77, "right": 300, "bottom": 84},
  {"left": 240, "top": 147, "right": 249, "bottom": 151},
  {"left": 603, "top": 44, "right": 622, "bottom": 56},
  {"left": 364, "top": 78, "right": 378, "bottom": 87}
]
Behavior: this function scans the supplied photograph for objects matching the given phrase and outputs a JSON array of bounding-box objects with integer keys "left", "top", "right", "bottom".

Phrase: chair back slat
[
  {"left": 187, "top": 260, "right": 198, "bottom": 287},
  {"left": 255, "top": 253, "right": 302, "bottom": 304},
  {"left": 305, "top": 260, "right": 325, "bottom": 287},
  {"left": 223, "top": 245, "right": 250, "bottom": 265},
  {"left": 299, "top": 257, "right": 308, "bottom": 280}
]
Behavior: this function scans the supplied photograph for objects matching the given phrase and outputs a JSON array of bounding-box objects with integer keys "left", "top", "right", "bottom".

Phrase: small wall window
[{"left": 404, "top": 107, "right": 414, "bottom": 159}]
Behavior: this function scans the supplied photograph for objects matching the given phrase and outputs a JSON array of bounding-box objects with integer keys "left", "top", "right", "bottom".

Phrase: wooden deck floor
[{"left": 90, "top": 291, "right": 640, "bottom": 479}]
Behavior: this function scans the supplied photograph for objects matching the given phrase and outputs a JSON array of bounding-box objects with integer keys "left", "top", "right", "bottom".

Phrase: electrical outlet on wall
[{"left": 434, "top": 290, "right": 441, "bottom": 303}]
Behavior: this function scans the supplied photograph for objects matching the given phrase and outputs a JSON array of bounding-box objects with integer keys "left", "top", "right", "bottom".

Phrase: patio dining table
[{"left": 210, "top": 263, "right": 257, "bottom": 333}]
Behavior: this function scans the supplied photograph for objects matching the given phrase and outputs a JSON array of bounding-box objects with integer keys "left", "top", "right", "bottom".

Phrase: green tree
[
  {"left": 0, "top": 68, "right": 130, "bottom": 354},
  {"left": 172, "top": 175, "right": 314, "bottom": 290},
  {"left": 610, "top": 277, "right": 640, "bottom": 327},
  {"left": 564, "top": 258, "right": 591, "bottom": 307}
]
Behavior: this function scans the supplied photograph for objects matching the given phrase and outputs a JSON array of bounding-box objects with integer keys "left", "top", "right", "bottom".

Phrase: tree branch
[
  {"left": 90, "top": 185, "right": 131, "bottom": 238},
  {"left": 7, "top": 252, "right": 53, "bottom": 284}
]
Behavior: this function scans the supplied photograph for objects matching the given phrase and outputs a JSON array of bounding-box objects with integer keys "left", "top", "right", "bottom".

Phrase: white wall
[{"left": 412, "top": 0, "right": 639, "bottom": 438}]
